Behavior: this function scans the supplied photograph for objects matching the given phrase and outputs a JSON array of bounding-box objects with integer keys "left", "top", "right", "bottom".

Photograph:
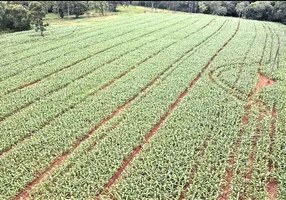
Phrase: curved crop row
[
  {"left": 23, "top": 19, "right": 239, "bottom": 200},
  {"left": 0, "top": 15, "right": 224, "bottom": 200},
  {"left": 0, "top": 15, "right": 204, "bottom": 154}
]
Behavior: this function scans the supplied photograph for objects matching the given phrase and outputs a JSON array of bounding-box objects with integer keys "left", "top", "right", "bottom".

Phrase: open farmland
[{"left": 0, "top": 11, "right": 286, "bottom": 200}]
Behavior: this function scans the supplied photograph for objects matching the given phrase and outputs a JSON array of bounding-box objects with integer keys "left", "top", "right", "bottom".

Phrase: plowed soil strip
[
  {"left": 245, "top": 113, "right": 264, "bottom": 180},
  {"left": 13, "top": 54, "right": 182, "bottom": 199},
  {"left": 0, "top": 16, "right": 177, "bottom": 84},
  {"left": 259, "top": 23, "right": 268, "bottom": 66},
  {"left": 95, "top": 21, "right": 240, "bottom": 198},
  {"left": 217, "top": 72, "right": 275, "bottom": 200},
  {"left": 178, "top": 135, "right": 211, "bottom": 200},
  {"left": 10, "top": 17, "right": 195, "bottom": 94},
  {"left": 267, "top": 105, "right": 278, "bottom": 200},
  {"left": 233, "top": 22, "right": 257, "bottom": 86}
]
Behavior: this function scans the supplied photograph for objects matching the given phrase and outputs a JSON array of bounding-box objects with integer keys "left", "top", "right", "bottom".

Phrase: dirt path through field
[{"left": 218, "top": 71, "right": 275, "bottom": 200}]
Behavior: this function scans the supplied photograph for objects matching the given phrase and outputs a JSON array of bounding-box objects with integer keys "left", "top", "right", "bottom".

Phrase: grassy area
[{"left": 44, "top": 6, "right": 186, "bottom": 26}]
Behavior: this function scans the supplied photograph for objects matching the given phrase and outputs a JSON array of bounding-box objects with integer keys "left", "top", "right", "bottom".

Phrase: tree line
[
  {"left": 139, "top": 1, "right": 286, "bottom": 24},
  {"left": 0, "top": 1, "right": 285, "bottom": 34},
  {"left": 0, "top": 1, "right": 130, "bottom": 33}
]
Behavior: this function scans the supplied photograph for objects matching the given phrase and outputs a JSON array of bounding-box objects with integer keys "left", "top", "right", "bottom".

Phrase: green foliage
[
  {"left": 273, "top": 1, "right": 286, "bottom": 24},
  {"left": 0, "top": 2, "right": 5, "bottom": 28},
  {"left": 245, "top": 1, "right": 274, "bottom": 21},
  {"left": 236, "top": 2, "right": 249, "bottom": 18},
  {"left": 198, "top": 1, "right": 208, "bottom": 13},
  {"left": 4, "top": 3, "right": 30, "bottom": 31},
  {"left": 28, "top": 1, "right": 47, "bottom": 36},
  {"left": 71, "top": 1, "right": 88, "bottom": 18},
  {"left": 89, "top": 1, "right": 109, "bottom": 16},
  {"left": 0, "top": 7, "right": 285, "bottom": 200}
]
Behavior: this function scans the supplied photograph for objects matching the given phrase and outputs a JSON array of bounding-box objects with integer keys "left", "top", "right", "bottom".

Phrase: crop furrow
[
  {"left": 267, "top": 24, "right": 274, "bottom": 63},
  {"left": 178, "top": 135, "right": 212, "bottom": 200},
  {"left": 233, "top": 22, "right": 257, "bottom": 87},
  {"left": 0, "top": 17, "right": 201, "bottom": 150},
  {"left": 11, "top": 18, "right": 225, "bottom": 199},
  {"left": 245, "top": 113, "right": 264, "bottom": 181},
  {"left": 259, "top": 23, "right": 269, "bottom": 66},
  {"left": 217, "top": 69, "right": 274, "bottom": 200},
  {"left": 3, "top": 16, "right": 194, "bottom": 95},
  {"left": 0, "top": 15, "right": 165, "bottom": 81},
  {"left": 0, "top": 17, "right": 203, "bottom": 122},
  {"left": 4, "top": 15, "right": 212, "bottom": 153},
  {"left": 13, "top": 46, "right": 183, "bottom": 199},
  {"left": 0, "top": 15, "right": 146, "bottom": 65},
  {"left": 95, "top": 21, "right": 240, "bottom": 198},
  {"left": 267, "top": 105, "right": 278, "bottom": 200}
]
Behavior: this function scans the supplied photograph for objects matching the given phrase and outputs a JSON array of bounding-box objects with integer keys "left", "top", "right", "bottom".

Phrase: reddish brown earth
[
  {"left": 245, "top": 114, "right": 264, "bottom": 180},
  {"left": 13, "top": 60, "right": 176, "bottom": 199},
  {"left": 217, "top": 72, "right": 275, "bottom": 200},
  {"left": 267, "top": 105, "right": 278, "bottom": 200},
  {"left": 267, "top": 179, "right": 278, "bottom": 200},
  {"left": 18, "top": 80, "right": 40, "bottom": 90},
  {"left": 178, "top": 136, "right": 211, "bottom": 200},
  {"left": 2, "top": 67, "right": 137, "bottom": 158},
  {"left": 96, "top": 21, "right": 240, "bottom": 199},
  {"left": 14, "top": 152, "right": 69, "bottom": 200}
]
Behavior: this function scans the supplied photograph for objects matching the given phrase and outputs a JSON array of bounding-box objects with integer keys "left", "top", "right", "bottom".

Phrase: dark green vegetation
[{"left": 0, "top": 4, "right": 286, "bottom": 200}]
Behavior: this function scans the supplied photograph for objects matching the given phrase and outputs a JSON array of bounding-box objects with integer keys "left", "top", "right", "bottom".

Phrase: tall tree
[
  {"left": 89, "top": 1, "right": 109, "bottom": 16},
  {"left": 236, "top": 1, "right": 249, "bottom": 18},
  {"left": 4, "top": 3, "right": 30, "bottom": 31},
  {"left": 273, "top": 1, "right": 286, "bottom": 24},
  {"left": 71, "top": 1, "right": 88, "bottom": 18},
  {"left": 28, "top": 1, "right": 46, "bottom": 36},
  {"left": 0, "top": 1, "right": 6, "bottom": 28},
  {"left": 245, "top": 1, "right": 273, "bottom": 21}
]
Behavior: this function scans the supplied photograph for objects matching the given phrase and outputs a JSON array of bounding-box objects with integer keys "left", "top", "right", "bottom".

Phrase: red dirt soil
[
  {"left": 267, "top": 105, "right": 278, "bottom": 200},
  {"left": 218, "top": 72, "right": 275, "bottom": 200},
  {"left": 97, "top": 21, "right": 240, "bottom": 199},
  {"left": 3, "top": 67, "right": 137, "bottom": 158},
  {"left": 245, "top": 114, "right": 264, "bottom": 180},
  {"left": 267, "top": 179, "right": 278, "bottom": 200},
  {"left": 254, "top": 73, "right": 275, "bottom": 94},
  {"left": 178, "top": 136, "right": 211, "bottom": 200},
  {"left": 13, "top": 62, "right": 172, "bottom": 200},
  {"left": 14, "top": 152, "right": 69, "bottom": 200}
]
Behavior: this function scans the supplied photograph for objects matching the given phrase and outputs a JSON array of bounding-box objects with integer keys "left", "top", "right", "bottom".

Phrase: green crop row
[
  {"left": 0, "top": 15, "right": 226, "bottom": 199},
  {"left": 25, "top": 18, "right": 238, "bottom": 200},
  {"left": 0, "top": 14, "right": 172, "bottom": 81},
  {"left": 0, "top": 14, "right": 205, "bottom": 153},
  {"left": 0, "top": 14, "right": 145, "bottom": 60}
]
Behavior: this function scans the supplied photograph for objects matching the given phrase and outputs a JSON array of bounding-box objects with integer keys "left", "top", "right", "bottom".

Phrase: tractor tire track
[
  {"left": 0, "top": 16, "right": 147, "bottom": 67},
  {"left": 94, "top": 21, "right": 240, "bottom": 199},
  {"left": 0, "top": 18, "right": 215, "bottom": 156},
  {"left": 178, "top": 135, "right": 212, "bottom": 200},
  {"left": 12, "top": 18, "right": 226, "bottom": 200},
  {"left": 4, "top": 16, "right": 195, "bottom": 96},
  {"left": 0, "top": 16, "right": 200, "bottom": 124},
  {"left": 2, "top": 17, "right": 218, "bottom": 157},
  {"left": 0, "top": 16, "right": 173, "bottom": 83},
  {"left": 267, "top": 105, "right": 278, "bottom": 200}
]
